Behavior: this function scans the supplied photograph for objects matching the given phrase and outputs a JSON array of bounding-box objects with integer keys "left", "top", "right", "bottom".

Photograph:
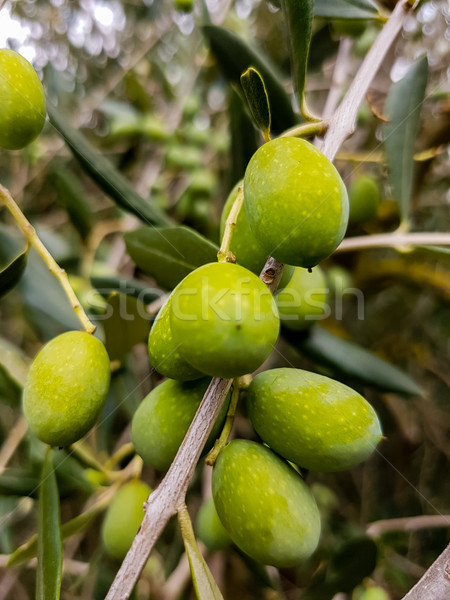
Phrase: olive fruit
[
  {"left": 23, "top": 331, "right": 110, "bottom": 447},
  {"left": 219, "top": 181, "right": 269, "bottom": 274},
  {"left": 148, "top": 291, "right": 203, "bottom": 381},
  {"left": 247, "top": 368, "right": 382, "bottom": 472},
  {"left": 170, "top": 262, "right": 279, "bottom": 378},
  {"left": 0, "top": 49, "right": 46, "bottom": 150},
  {"left": 244, "top": 137, "right": 348, "bottom": 268},
  {"left": 276, "top": 267, "right": 328, "bottom": 330},
  {"left": 101, "top": 480, "right": 151, "bottom": 560},
  {"left": 348, "top": 174, "right": 380, "bottom": 223},
  {"left": 195, "top": 497, "right": 232, "bottom": 551},
  {"left": 131, "top": 377, "right": 229, "bottom": 471},
  {"left": 212, "top": 440, "right": 321, "bottom": 567}
]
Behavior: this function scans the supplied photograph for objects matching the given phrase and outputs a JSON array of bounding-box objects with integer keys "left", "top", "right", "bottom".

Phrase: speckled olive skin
[
  {"left": 170, "top": 262, "right": 280, "bottom": 378},
  {"left": 276, "top": 267, "right": 328, "bottom": 330},
  {"left": 101, "top": 480, "right": 151, "bottom": 560},
  {"left": 148, "top": 291, "right": 203, "bottom": 381},
  {"left": 244, "top": 137, "right": 349, "bottom": 268},
  {"left": 212, "top": 440, "right": 321, "bottom": 567},
  {"left": 247, "top": 368, "right": 382, "bottom": 472},
  {"left": 220, "top": 181, "right": 269, "bottom": 274},
  {"left": 131, "top": 378, "right": 229, "bottom": 471},
  {"left": 23, "top": 331, "right": 111, "bottom": 447},
  {"left": 348, "top": 175, "right": 380, "bottom": 223},
  {"left": 0, "top": 49, "right": 46, "bottom": 150},
  {"left": 195, "top": 497, "right": 232, "bottom": 551}
]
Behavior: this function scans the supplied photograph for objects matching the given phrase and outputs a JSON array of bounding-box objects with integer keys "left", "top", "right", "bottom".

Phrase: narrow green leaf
[
  {"left": 47, "top": 103, "right": 173, "bottom": 227},
  {"left": 0, "top": 225, "right": 28, "bottom": 298},
  {"left": 124, "top": 226, "right": 218, "bottom": 289},
  {"left": 179, "top": 507, "right": 224, "bottom": 600},
  {"left": 383, "top": 56, "right": 429, "bottom": 222},
  {"left": 36, "top": 449, "right": 62, "bottom": 600},
  {"left": 314, "top": 0, "right": 381, "bottom": 19},
  {"left": 0, "top": 469, "right": 40, "bottom": 497},
  {"left": 50, "top": 167, "right": 95, "bottom": 239},
  {"left": 202, "top": 25, "right": 298, "bottom": 134},
  {"left": 240, "top": 67, "right": 271, "bottom": 141},
  {"left": 90, "top": 273, "right": 161, "bottom": 304},
  {"left": 281, "top": 0, "right": 314, "bottom": 112},
  {"left": 102, "top": 292, "right": 151, "bottom": 361},
  {"left": 228, "top": 87, "right": 259, "bottom": 183},
  {"left": 288, "top": 326, "right": 422, "bottom": 396}
]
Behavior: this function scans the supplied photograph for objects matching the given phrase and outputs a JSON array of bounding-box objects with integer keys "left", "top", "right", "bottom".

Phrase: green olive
[
  {"left": 101, "top": 480, "right": 151, "bottom": 560},
  {"left": 195, "top": 497, "right": 232, "bottom": 551},
  {"left": 244, "top": 137, "right": 348, "bottom": 268},
  {"left": 23, "top": 331, "right": 110, "bottom": 447},
  {"left": 0, "top": 49, "right": 46, "bottom": 150},
  {"left": 348, "top": 175, "right": 380, "bottom": 223},
  {"left": 212, "top": 440, "right": 321, "bottom": 567},
  {"left": 170, "top": 262, "right": 280, "bottom": 378},
  {"left": 247, "top": 368, "right": 382, "bottom": 472},
  {"left": 276, "top": 267, "right": 328, "bottom": 330}
]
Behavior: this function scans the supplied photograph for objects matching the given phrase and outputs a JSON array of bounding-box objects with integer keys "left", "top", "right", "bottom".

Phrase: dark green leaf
[
  {"left": 290, "top": 326, "right": 422, "bottom": 396},
  {"left": 281, "top": 0, "right": 314, "bottom": 110},
  {"left": 47, "top": 103, "right": 173, "bottom": 227},
  {"left": 124, "top": 226, "right": 218, "bottom": 289},
  {"left": 50, "top": 167, "right": 95, "bottom": 239},
  {"left": 383, "top": 56, "right": 429, "bottom": 222},
  {"left": 314, "top": 0, "right": 381, "bottom": 19},
  {"left": 102, "top": 292, "right": 151, "bottom": 361},
  {"left": 202, "top": 25, "right": 298, "bottom": 134},
  {"left": 36, "top": 449, "right": 62, "bottom": 600},
  {"left": 0, "top": 225, "right": 28, "bottom": 298},
  {"left": 228, "top": 87, "right": 259, "bottom": 183},
  {"left": 240, "top": 67, "right": 271, "bottom": 140},
  {"left": 0, "top": 469, "right": 40, "bottom": 497},
  {"left": 0, "top": 364, "right": 22, "bottom": 405},
  {"left": 91, "top": 273, "right": 161, "bottom": 304}
]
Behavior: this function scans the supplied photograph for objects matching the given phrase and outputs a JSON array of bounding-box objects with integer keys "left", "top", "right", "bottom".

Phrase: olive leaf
[
  {"left": 0, "top": 225, "right": 28, "bottom": 298},
  {"left": 240, "top": 67, "right": 271, "bottom": 141},
  {"left": 280, "top": 0, "right": 314, "bottom": 115},
  {"left": 314, "top": 0, "right": 381, "bottom": 19},
  {"left": 202, "top": 25, "right": 298, "bottom": 134},
  {"left": 47, "top": 103, "right": 173, "bottom": 227},
  {"left": 50, "top": 167, "right": 95, "bottom": 239},
  {"left": 124, "top": 226, "right": 218, "bottom": 289},
  {"left": 383, "top": 56, "right": 429, "bottom": 223},
  {"left": 228, "top": 87, "right": 260, "bottom": 182},
  {"left": 36, "top": 449, "right": 62, "bottom": 600}
]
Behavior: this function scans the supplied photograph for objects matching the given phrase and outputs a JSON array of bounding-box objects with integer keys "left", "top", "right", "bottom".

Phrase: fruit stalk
[
  {"left": 217, "top": 184, "right": 244, "bottom": 263},
  {"left": 205, "top": 381, "right": 241, "bottom": 466},
  {"left": 0, "top": 184, "right": 96, "bottom": 334}
]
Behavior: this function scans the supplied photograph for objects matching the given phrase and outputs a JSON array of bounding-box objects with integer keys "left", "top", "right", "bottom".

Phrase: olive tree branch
[
  {"left": 106, "top": 3, "right": 413, "bottom": 598},
  {"left": 337, "top": 232, "right": 450, "bottom": 253},
  {"left": 0, "top": 184, "right": 96, "bottom": 334},
  {"left": 400, "top": 543, "right": 450, "bottom": 600},
  {"left": 367, "top": 515, "right": 450, "bottom": 538}
]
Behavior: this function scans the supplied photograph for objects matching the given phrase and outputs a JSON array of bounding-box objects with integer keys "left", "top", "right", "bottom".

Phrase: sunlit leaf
[
  {"left": 36, "top": 449, "right": 62, "bottom": 600},
  {"left": 240, "top": 67, "right": 271, "bottom": 141},
  {"left": 383, "top": 56, "right": 429, "bottom": 222}
]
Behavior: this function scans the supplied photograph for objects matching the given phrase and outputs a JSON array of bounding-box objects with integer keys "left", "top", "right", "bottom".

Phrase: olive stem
[
  {"left": 337, "top": 232, "right": 450, "bottom": 253},
  {"left": 281, "top": 120, "right": 328, "bottom": 139},
  {"left": 205, "top": 381, "right": 241, "bottom": 466},
  {"left": 217, "top": 185, "right": 244, "bottom": 263},
  {"left": 0, "top": 184, "right": 96, "bottom": 334},
  {"left": 400, "top": 543, "right": 450, "bottom": 600},
  {"left": 367, "top": 514, "right": 450, "bottom": 538},
  {"left": 104, "top": 442, "right": 135, "bottom": 471}
]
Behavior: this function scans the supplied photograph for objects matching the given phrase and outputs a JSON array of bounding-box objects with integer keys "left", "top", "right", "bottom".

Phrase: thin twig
[
  {"left": 337, "top": 232, "right": 450, "bottom": 253},
  {"left": 367, "top": 515, "right": 450, "bottom": 538},
  {"left": 0, "top": 184, "right": 96, "bottom": 334}
]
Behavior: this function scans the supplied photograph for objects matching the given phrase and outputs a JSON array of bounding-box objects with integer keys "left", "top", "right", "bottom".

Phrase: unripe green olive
[
  {"left": 170, "top": 262, "right": 280, "bottom": 378},
  {"left": 148, "top": 291, "right": 203, "bottom": 381},
  {"left": 244, "top": 137, "right": 348, "bottom": 268},
  {"left": 219, "top": 181, "right": 269, "bottom": 274},
  {"left": 131, "top": 377, "right": 229, "bottom": 471},
  {"left": 101, "top": 480, "right": 151, "bottom": 560},
  {"left": 212, "top": 440, "right": 321, "bottom": 567},
  {"left": 247, "top": 368, "right": 382, "bottom": 472},
  {"left": 23, "top": 331, "right": 110, "bottom": 447},
  {"left": 276, "top": 267, "right": 328, "bottom": 330},
  {"left": 195, "top": 497, "right": 232, "bottom": 551},
  {"left": 0, "top": 49, "right": 46, "bottom": 150},
  {"left": 348, "top": 175, "right": 380, "bottom": 223}
]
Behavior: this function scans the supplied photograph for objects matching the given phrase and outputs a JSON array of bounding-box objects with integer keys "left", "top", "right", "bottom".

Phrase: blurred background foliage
[{"left": 0, "top": 0, "right": 449, "bottom": 598}]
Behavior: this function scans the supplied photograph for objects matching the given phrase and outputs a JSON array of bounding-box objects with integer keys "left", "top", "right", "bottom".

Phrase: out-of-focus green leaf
[
  {"left": 47, "top": 103, "right": 173, "bottom": 227},
  {"left": 0, "top": 338, "right": 28, "bottom": 405},
  {"left": 314, "top": 0, "right": 381, "bottom": 19},
  {"left": 383, "top": 56, "right": 428, "bottom": 222},
  {"left": 228, "top": 87, "right": 259, "bottom": 183},
  {"left": 90, "top": 272, "right": 161, "bottom": 304},
  {"left": 0, "top": 469, "right": 39, "bottom": 497},
  {"left": 240, "top": 67, "right": 271, "bottom": 140},
  {"left": 0, "top": 225, "right": 28, "bottom": 298},
  {"left": 289, "top": 326, "right": 422, "bottom": 396},
  {"left": 202, "top": 25, "right": 297, "bottom": 134},
  {"left": 179, "top": 508, "right": 224, "bottom": 600},
  {"left": 51, "top": 167, "right": 95, "bottom": 239},
  {"left": 281, "top": 0, "right": 314, "bottom": 111},
  {"left": 124, "top": 226, "right": 218, "bottom": 289},
  {"left": 36, "top": 449, "right": 62, "bottom": 600},
  {"left": 102, "top": 292, "right": 151, "bottom": 361}
]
